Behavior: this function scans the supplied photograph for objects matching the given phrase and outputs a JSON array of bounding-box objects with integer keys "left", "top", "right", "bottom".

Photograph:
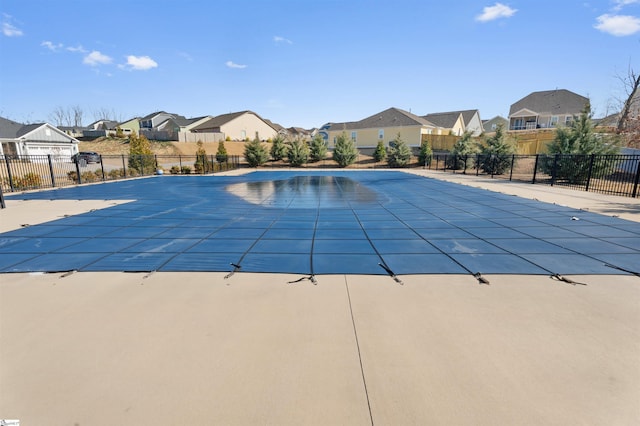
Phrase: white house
[{"left": 0, "top": 117, "right": 79, "bottom": 159}]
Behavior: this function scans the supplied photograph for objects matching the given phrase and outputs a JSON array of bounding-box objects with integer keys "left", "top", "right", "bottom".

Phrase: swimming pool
[{"left": 1, "top": 171, "right": 639, "bottom": 277}]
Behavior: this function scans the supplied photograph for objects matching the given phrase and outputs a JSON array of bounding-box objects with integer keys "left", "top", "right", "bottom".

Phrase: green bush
[
  {"left": 194, "top": 140, "right": 213, "bottom": 174},
  {"left": 387, "top": 133, "right": 412, "bottom": 168},
  {"left": 244, "top": 137, "right": 269, "bottom": 167},
  {"left": 373, "top": 140, "right": 387, "bottom": 162},
  {"left": 418, "top": 139, "right": 433, "bottom": 167},
  {"left": 128, "top": 132, "right": 155, "bottom": 173},
  {"left": 477, "top": 124, "right": 515, "bottom": 175},
  {"left": 309, "top": 134, "right": 328, "bottom": 162},
  {"left": 447, "top": 132, "right": 477, "bottom": 170},
  {"left": 181, "top": 165, "right": 192, "bottom": 174},
  {"left": 270, "top": 135, "right": 288, "bottom": 161},
  {"left": 216, "top": 141, "right": 228, "bottom": 162},
  {"left": 14, "top": 172, "right": 42, "bottom": 189},
  {"left": 287, "top": 139, "right": 310, "bottom": 166},
  {"left": 332, "top": 132, "right": 358, "bottom": 167},
  {"left": 170, "top": 165, "right": 181, "bottom": 174}
]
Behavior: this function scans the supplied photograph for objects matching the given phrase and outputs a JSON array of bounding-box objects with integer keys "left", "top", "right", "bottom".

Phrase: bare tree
[
  {"left": 92, "top": 107, "right": 122, "bottom": 123},
  {"left": 616, "top": 67, "right": 640, "bottom": 148},
  {"left": 72, "top": 104, "right": 84, "bottom": 127},
  {"left": 49, "top": 106, "right": 71, "bottom": 126}
]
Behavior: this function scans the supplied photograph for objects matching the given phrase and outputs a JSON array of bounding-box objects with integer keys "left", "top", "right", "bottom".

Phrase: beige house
[
  {"left": 321, "top": 107, "right": 439, "bottom": 149},
  {"left": 191, "top": 111, "right": 278, "bottom": 141},
  {"left": 422, "top": 110, "right": 484, "bottom": 136},
  {"left": 509, "top": 89, "right": 589, "bottom": 131}
]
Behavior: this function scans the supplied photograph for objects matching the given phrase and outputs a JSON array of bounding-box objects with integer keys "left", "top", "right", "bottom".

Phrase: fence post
[
  {"left": 0, "top": 184, "right": 5, "bottom": 208},
  {"left": 632, "top": 158, "right": 640, "bottom": 198},
  {"left": 585, "top": 154, "right": 595, "bottom": 192},
  {"left": 551, "top": 154, "right": 558, "bottom": 186},
  {"left": 75, "top": 157, "right": 82, "bottom": 185},
  {"left": 47, "top": 154, "right": 56, "bottom": 187},
  {"left": 476, "top": 154, "right": 480, "bottom": 176},
  {"left": 4, "top": 156, "right": 15, "bottom": 192},
  {"left": 100, "top": 155, "right": 105, "bottom": 181},
  {"left": 509, "top": 154, "right": 515, "bottom": 181},
  {"left": 532, "top": 154, "right": 539, "bottom": 184}
]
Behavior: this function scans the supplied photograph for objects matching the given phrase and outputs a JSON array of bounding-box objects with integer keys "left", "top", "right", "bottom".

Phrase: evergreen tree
[
  {"left": 287, "top": 138, "right": 310, "bottom": 166},
  {"left": 447, "top": 131, "right": 477, "bottom": 170},
  {"left": 270, "top": 134, "right": 288, "bottom": 161},
  {"left": 309, "top": 134, "right": 328, "bottom": 162},
  {"left": 128, "top": 131, "right": 155, "bottom": 173},
  {"left": 332, "top": 131, "right": 358, "bottom": 167},
  {"left": 194, "top": 140, "right": 212, "bottom": 173},
  {"left": 215, "top": 140, "right": 228, "bottom": 162},
  {"left": 477, "top": 124, "right": 516, "bottom": 175},
  {"left": 373, "top": 140, "right": 387, "bottom": 162},
  {"left": 418, "top": 139, "right": 433, "bottom": 167},
  {"left": 244, "top": 137, "right": 269, "bottom": 167},
  {"left": 387, "top": 133, "right": 412, "bottom": 168},
  {"left": 543, "top": 102, "right": 619, "bottom": 183}
]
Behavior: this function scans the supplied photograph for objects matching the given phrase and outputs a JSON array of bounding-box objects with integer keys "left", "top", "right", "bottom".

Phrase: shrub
[
  {"left": 194, "top": 140, "right": 213, "bottom": 174},
  {"left": 216, "top": 141, "right": 228, "bottom": 162},
  {"left": 128, "top": 131, "right": 155, "bottom": 173},
  {"left": 270, "top": 134, "right": 288, "bottom": 161},
  {"left": 418, "top": 139, "right": 433, "bottom": 167},
  {"left": 387, "top": 133, "right": 412, "bottom": 168},
  {"left": 373, "top": 140, "right": 387, "bottom": 162},
  {"left": 287, "top": 138, "right": 310, "bottom": 166},
  {"left": 14, "top": 172, "right": 42, "bottom": 189},
  {"left": 447, "top": 131, "right": 477, "bottom": 170},
  {"left": 225, "top": 135, "right": 231, "bottom": 141},
  {"left": 332, "top": 131, "right": 358, "bottom": 167},
  {"left": 181, "top": 165, "right": 192, "bottom": 174},
  {"left": 244, "top": 137, "right": 269, "bottom": 167},
  {"left": 309, "top": 134, "right": 328, "bottom": 162},
  {"left": 477, "top": 124, "right": 516, "bottom": 175},
  {"left": 170, "top": 165, "right": 181, "bottom": 174}
]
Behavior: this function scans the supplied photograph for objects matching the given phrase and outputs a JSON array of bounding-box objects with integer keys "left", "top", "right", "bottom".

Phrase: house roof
[
  {"left": 509, "top": 89, "right": 589, "bottom": 117},
  {"left": 192, "top": 111, "right": 277, "bottom": 132},
  {"left": 328, "top": 107, "right": 436, "bottom": 131},
  {"left": 421, "top": 111, "right": 463, "bottom": 129},
  {"left": 139, "top": 111, "right": 187, "bottom": 121},
  {"left": 0, "top": 117, "right": 52, "bottom": 139}
]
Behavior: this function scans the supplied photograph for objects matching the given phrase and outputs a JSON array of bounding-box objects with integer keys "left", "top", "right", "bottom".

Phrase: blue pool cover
[{"left": 1, "top": 171, "right": 639, "bottom": 277}]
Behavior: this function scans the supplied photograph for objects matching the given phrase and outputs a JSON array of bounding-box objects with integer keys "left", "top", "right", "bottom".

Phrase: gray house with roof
[
  {"left": 422, "top": 110, "right": 484, "bottom": 136},
  {"left": 509, "top": 89, "right": 589, "bottom": 131},
  {"left": 0, "top": 117, "right": 79, "bottom": 158}
]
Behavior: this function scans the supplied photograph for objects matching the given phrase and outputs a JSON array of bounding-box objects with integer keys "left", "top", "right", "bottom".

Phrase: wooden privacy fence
[{"left": 421, "top": 130, "right": 556, "bottom": 155}]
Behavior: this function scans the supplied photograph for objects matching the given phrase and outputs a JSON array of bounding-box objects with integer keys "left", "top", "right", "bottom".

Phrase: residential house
[
  {"left": 190, "top": 111, "right": 278, "bottom": 141},
  {"left": 322, "top": 107, "right": 439, "bottom": 149},
  {"left": 0, "top": 116, "right": 79, "bottom": 158},
  {"left": 508, "top": 89, "right": 589, "bottom": 131},
  {"left": 482, "top": 115, "right": 509, "bottom": 133},
  {"left": 110, "top": 117, "right": 141, "bottom": 136},
  {"left": 422, "top": 109, "right": 484, "bottom": 136}
]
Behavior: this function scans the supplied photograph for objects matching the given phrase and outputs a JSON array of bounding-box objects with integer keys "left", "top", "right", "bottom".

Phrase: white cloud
[
  {"left": 2, "top": 21, "right": 23, "bottom": 37},
  {"left": 41, "top": 40, "right": 63, "bottom": 51},
  {"left": 476, "top": 3, "right": 517, "bottom": 22},
  {"left": 274, "top": 36, "right": 293, "bottom": 44},
  {"left": 178, "top": 51, "right": 193, "bottom": 62},
  {"left": 67, "top": 45, "right": 87, "bottom": 53},
  {"left": 226, "top": 60, "right": 247, "bottom": 69},
  {"left": 613, "top": 0, "right": 640, "bottom": 11},
  {"left": 595, "top": 13, "right": 640, "bottom": 35},
  {"left": 123, "top": 55, "right": 158, "bottom": 70},
  {"left": 83, "top": 50, "right": 113, "bottom": 66}
]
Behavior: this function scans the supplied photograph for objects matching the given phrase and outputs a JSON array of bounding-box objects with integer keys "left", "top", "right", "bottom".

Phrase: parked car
[{"left": 73, "top": 151, "right": 101, "bottom": 164}]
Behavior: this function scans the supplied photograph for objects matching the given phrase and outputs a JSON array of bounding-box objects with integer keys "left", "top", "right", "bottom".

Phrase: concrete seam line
[{"left": 344, "top": 275, "right": 374, "bottom": 426}]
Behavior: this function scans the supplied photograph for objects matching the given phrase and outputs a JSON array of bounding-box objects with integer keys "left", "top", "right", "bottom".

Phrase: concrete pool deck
[{"left": 1, "top": 170, "right": 639, "bottom": 425}]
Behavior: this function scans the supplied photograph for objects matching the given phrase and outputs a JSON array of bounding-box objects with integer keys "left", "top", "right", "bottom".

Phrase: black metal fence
[
  {"left": 0, "top": 154, "right": 241, "bottom": 194},
  {"left": 427, "top": 153, "right": 640, "bottom": 198}
]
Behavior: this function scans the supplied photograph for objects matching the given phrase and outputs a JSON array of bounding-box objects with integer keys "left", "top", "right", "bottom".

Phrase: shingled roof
[
  {"left": 509, "top": 89, "right": 589, "bottom": 116},
  {"left": 327, "top": 107, "right": 436, "bottom": 131},
  {"left": 0, "top": 117, "right": 47, "bottom": 138}
]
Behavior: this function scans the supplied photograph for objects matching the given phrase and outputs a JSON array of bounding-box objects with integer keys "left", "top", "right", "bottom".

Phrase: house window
[
  {"left": 241, "top": 130, "right": 246, "bottom": 140},
  {"left": 565, "top": 116, "right": 573, "bottom": 125},
  {"left": 491, "top": 123, "right": 497, "bottom": 130},
  {"left": 351, "top": 131, "right": 357, "bottom": 143},
  {"left": 550, "top": 116, "right": 558, "bottom": 127},
  {"left": 378, "top": 129, "right": 384, "bottom": 139}
]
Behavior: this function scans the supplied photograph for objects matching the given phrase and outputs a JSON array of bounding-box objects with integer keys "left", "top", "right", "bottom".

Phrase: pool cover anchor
[
  {"left": 473, "top": 272, "right": 490, "bottom": 285},
  {"left": 378, "top": 263, "right": 403, "bottom": 285},
  {"left": 59, "top": 270, "right": 77, "bottom": 278},
  {"left": 288, "top": 275, "right": 317, "bottom": 285},
  {"left": 550, "top": 274, "right": 587, "bottom": 286},
  {"left": 224, "top": 263, "right": 242, "bottom": 280}
]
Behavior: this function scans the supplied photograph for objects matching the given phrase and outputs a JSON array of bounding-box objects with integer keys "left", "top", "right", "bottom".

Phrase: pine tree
[
  {"left": 270, "top": 134, "right": 288, "bottom": 161},
  {"left": 244, "top": 137, "right": 269, "bottom": 167},
  {"left": 387, "top": 133, "right": 412, "bottom": 168},
  {"left": 373, "top": 140, "right": 387, "bottom": 162},
  {"left": 128, "top": 131, "right": 155, "bottom": 173},
  {"left": 332, "top": 131, "right": 358, "bottom": 167},
  {"left": 309, "top": 134, "right": 328, "bottom": 162},
  {"left": 216, "top": 140, "right": 228, "bottom": 162},
  {"left": 447, "top": 131, "right": 477, "bottom": 170},
  {"left": 194, "top": 140, "right": 212, "bottom": 173},
  {"left": 287, "top": 138, "right": 310, "bottom": 166},
  {"left": 418, "top": 139, "right": 433, "bottom": 167},
  {"left": 478, "top": 124, "right": 515, "bottom": 175}
]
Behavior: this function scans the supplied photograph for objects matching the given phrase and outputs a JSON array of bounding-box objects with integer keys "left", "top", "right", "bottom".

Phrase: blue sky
[{"left": 1, "top": 0, "right": 639, "bottom": 129}]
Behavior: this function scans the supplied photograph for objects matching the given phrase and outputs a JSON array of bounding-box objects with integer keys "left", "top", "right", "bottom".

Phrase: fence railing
[
  {"left": 0, "top": 154, "right": 241, "bottom": 193},
  {"left": 426, "top": 153, "right": 640, "bottom": 198}
]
